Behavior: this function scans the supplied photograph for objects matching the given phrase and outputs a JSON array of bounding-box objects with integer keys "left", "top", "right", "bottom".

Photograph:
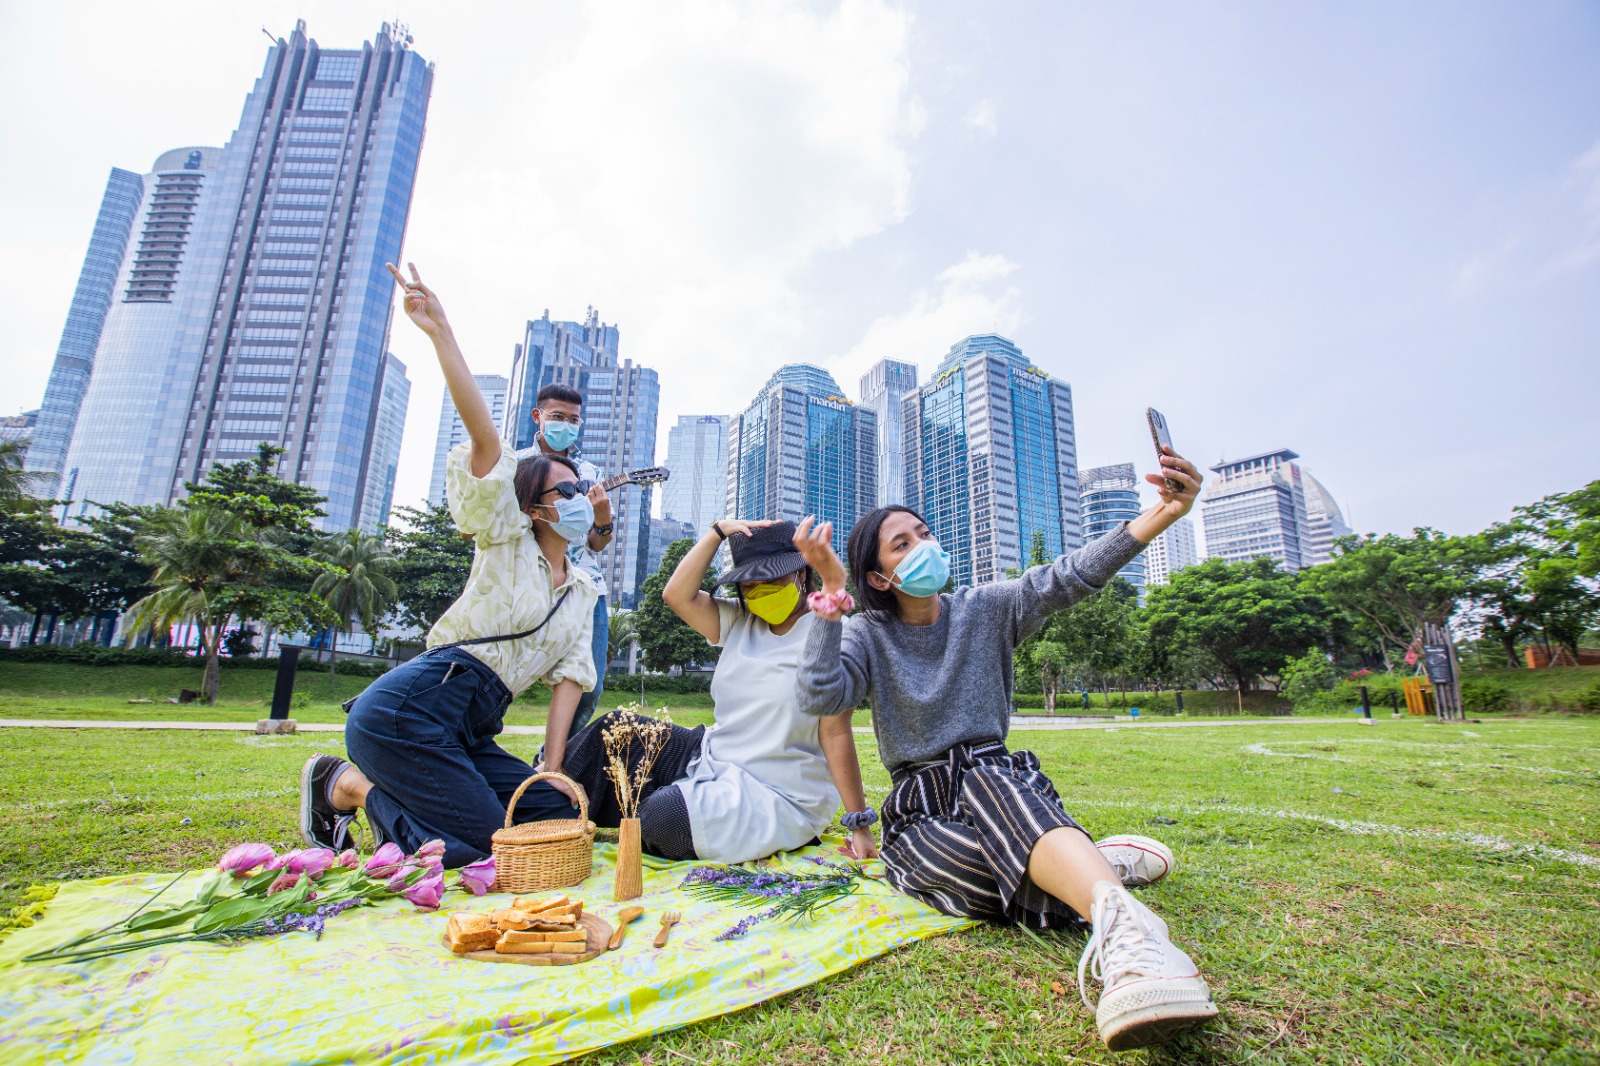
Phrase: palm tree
[
  {"left": 125, "top": 503, "right": 250, "bottom": 703},
  {"left": 312, "top": 529, "right": 398, "bottom": 677},
  {"left": 607, "top": 607, "right": 639, "bottom": 670},
  {"left": 0, "top": 438, "right": 45, "bottom": 509}
]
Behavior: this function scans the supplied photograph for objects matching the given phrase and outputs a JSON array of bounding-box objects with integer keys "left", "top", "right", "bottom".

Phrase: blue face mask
[
  {"left": 539, "top": 417, "right": 580, "bottom": 453},
  {"left": 884, "top": 539, "right": 950, "bottom": 598},
  {"left": 538, "top": 493, "right": 594, "bottom": 543}
]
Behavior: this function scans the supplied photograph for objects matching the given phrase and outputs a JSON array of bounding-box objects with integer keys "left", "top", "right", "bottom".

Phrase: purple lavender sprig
[{"left": 682, "top": 862, "right": 868, "bottom": 940}]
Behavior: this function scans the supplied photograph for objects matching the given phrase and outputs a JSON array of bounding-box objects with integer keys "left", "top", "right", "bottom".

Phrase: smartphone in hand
[{"left": 1146, "top": 408, "right": 1183, "bottom": 493}]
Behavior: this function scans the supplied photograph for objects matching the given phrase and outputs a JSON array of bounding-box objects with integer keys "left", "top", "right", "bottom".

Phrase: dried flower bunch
[{"left": 601, "top": 703, "right": 674, "bottom": 819}]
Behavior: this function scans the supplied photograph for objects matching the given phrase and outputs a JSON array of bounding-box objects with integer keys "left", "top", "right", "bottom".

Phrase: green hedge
[
  {"left": 601, "top": 672, "right": 713, "bottom": 693},
  {"left": 0, "top": 644, "right": 391, "bottom": 678}
]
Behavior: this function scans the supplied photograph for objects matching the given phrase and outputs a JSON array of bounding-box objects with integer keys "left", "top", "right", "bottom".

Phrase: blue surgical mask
[
  {"left": 884, "top": 539, "right": 950, "bottom": 598},
  {"left": 539, "top": 417, "right": 580, "bottom": 453},
  {"left": 539, "top": 494, "right": 594, "bottom": 542}
]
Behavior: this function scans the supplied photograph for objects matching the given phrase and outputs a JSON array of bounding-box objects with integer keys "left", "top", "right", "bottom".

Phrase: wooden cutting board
[{"left": 444, "top": 912, "right": 614, "bottom": 966}]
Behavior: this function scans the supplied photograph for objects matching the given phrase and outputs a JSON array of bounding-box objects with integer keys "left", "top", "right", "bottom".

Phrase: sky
[{"left": 2, "top": 0, "right": 1596, "bottom": 544}]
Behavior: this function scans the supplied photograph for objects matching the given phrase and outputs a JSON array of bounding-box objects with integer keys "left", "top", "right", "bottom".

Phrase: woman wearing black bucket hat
[{"left": 553, "top": 518, "right": 877, "bottom": 863}]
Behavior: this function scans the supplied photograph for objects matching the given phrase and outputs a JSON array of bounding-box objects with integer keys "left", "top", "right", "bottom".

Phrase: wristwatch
[
  {"left": 711, "top": 521, "right": 727, "bottom": 540},
  {"left": 592, "top": 522, "right": 614, "bottom": 536}
]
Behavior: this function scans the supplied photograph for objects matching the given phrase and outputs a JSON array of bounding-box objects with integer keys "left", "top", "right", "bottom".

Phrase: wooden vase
[{"left": 614, "top": 817, "right": 644, "bottom": 901}]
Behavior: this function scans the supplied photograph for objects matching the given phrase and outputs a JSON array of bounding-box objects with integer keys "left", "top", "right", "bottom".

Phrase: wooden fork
[{"left": 652, "top": 909, "right": 681, "bottom": 948}]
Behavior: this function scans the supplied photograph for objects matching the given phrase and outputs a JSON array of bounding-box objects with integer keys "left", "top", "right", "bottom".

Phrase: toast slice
[
  {"left": 500, "top": 927, "right": 587, "bottom": 946},
  {"left": 495, "top": 939, "right": 554, "bottom": 954},
  {"left": 446, "top": 913, "right": 501, "bottom": 953}
]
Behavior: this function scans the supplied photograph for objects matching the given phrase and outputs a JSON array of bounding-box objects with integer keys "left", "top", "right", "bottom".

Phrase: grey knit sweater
[{"left": 796, "top": 526, "right": 1146, "bottom": 773}]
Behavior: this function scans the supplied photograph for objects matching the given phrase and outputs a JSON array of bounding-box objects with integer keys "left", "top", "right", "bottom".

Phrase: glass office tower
[
  {"left": 725, "top": 364, "right": 876, "bottom": 554},
  {"left": 859, "top": 359, "right": 918, "bottom": 507},
  {"left": 26, "top": 168, "right": 146, "bottom": 499},
  {"left": 356, "top": 353, "right": 410, "bottom": 531},
  {"left": 903, "top": 335, "right": 1080, "bottom": 586},
  {"left": 428, "top": 374, "right": 507, "bottom": 506},
  {"left": 1200, "top": 449, "right": 1311, "bottom": 570},
  {"left": 661, "top": 415, "right": 728, "bottom": 531},
  {"left": 1078, "top": 463, "right": 1146, "bottom": 595},
  {"left": 507, "top": 309, "right": 659, "bottom": 608},
  {"left": 56, "top": 22, "right": 432, "bottom": 529}
]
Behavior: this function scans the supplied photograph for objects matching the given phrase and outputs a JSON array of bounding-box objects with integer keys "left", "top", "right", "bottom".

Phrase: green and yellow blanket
[{"left": 0, "top": 841, "right": 971, "bottom": 1064}]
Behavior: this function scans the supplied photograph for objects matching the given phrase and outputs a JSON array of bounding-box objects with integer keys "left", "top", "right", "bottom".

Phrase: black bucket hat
[{"left": 719, "top": 521, "right": 809, "bottom": 586}]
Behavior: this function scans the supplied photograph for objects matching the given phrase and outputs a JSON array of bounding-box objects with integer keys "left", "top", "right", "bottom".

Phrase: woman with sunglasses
[
  {"left": 549, "top": 519, "right": 877, "bottom": 864},
  {"left": 298, "top": 263, "right": 599, "bottom": 867},
  {"left": 791, "top": 451, "right": 1220, "bottom": 1051}
]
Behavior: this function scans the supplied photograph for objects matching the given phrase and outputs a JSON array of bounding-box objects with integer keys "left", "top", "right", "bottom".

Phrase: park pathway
[{"left": 0, "top": 716, "right": 1385, "bottom": 734}]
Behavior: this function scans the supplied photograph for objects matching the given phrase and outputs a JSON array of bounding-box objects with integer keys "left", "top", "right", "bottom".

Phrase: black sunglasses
[{"left": 538, "top": 479, "right": 594, "bottom": 500}]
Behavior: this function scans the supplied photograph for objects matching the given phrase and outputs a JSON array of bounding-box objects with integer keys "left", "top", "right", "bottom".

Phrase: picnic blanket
[{"left": 0, "top": 840, "right": 973, "bottom": 1065}]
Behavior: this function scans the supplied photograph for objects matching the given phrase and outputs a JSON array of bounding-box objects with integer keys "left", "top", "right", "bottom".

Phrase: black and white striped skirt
[{"left": 881, "top": 740, "right": 1090, "bottom": 929}]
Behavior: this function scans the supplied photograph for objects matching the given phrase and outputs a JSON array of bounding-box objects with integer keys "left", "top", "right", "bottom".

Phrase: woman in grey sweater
[{"left": 792, "top": 448, "right": 1217, "bottom": 1052}]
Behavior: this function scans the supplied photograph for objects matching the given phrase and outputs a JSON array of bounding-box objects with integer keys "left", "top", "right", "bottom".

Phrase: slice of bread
[
  {"left": 512, "top": 894, "right": 569, "bottom": 915},
  {"left": 495, "top": 939, "right": 554, "bottom": 954},
  {"left": 447, "top": 913, "right": 501, "bottom": 953}
]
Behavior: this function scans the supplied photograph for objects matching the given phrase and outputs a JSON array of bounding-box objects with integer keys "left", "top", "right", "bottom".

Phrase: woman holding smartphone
[
  {"left": 792, "top": 448, "right": 1218, "bottom": 1052},
  {"left": 298, "top": 263, "right": 598, "bottom": 867}
]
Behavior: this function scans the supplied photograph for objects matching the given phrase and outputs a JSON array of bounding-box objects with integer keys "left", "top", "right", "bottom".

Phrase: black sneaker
[{"left": 299, "top": 754, "right": 357, "bottom": 850}]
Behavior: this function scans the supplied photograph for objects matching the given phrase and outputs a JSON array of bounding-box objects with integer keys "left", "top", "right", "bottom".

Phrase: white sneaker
[
  {"left": 1097, "top": 834, "right": 1174, "bottom": 886},
  {"left": 1078, "top": 882, "right": 1218, "bottom": 1050}
]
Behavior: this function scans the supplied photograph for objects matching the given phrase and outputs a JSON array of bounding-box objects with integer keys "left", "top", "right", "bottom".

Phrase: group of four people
[{"left": 297, "top": 263, "right": 1217, "bottom": 1051}]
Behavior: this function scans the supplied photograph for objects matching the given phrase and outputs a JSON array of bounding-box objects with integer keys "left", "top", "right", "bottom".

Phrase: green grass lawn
[{"left": 2, "top": 717, "right": 1596, "bottom": 1064}]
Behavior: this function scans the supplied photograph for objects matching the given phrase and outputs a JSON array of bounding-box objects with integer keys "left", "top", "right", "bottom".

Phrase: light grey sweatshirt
[{"left": 796, "top": 526, "right": 1146, "bottom": 773}]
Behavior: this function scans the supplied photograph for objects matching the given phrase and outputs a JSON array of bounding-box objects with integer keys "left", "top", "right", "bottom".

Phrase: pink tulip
[
  {"left": 287, "top": 848, "right": 336, "bottom": 878},
  {"left": 385, "top": 864, "right": 420, "bottom": 893},
  {"left": 264, "top": 850, "right": 293, "bottom": 871},
  {"left": 337, "top": 849, "right": 359, "bottom": 869},
  {"left": 459, "top": 857, "right": 496, "bottom": 896},
  {"left": 267, "top": 871, "right": 301, "bottom": 895},
  {"left": 403, "top": 868, "right": 445, "bottom": 910},
  {"left": 364, "top": 842, "right": 405, "bottom": 876},
  {"left": 217, "top": 843, "right": 275, "bottom": 876},
  {"left": 415, "top": 839, "right": 447, "bottom": 862}
]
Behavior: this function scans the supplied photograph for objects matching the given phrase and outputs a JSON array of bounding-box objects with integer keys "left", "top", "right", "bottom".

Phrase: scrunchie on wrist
[
  {"left": 807, "top": 590, "right": 854, "bottom": 616},
  {"left": 842, "top": 808, "right": 878, "bottom": 831}
]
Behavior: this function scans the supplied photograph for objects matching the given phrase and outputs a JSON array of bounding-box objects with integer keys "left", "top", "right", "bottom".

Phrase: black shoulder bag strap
[
  {"left": 341, "top": 588, "right": 575, "bottom": 714},
  {"left": 434, "top": 587, "right": 575, "bottom": 650}
]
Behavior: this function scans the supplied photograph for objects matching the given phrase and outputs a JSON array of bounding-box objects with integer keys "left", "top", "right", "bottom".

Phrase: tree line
[{"left": 3, "top": 433, "right": 1594, "bottom": 708}]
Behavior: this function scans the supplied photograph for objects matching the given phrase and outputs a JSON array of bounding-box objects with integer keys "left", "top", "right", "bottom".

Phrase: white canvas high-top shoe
[
  {"left": 1096, "top": 834, "right": 1174, "bottom": 886},
  {"left": 1078, "top": 882, "right": 1218, "bottom": 1050}
]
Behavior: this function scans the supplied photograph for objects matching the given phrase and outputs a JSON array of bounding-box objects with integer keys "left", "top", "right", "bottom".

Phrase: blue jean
[
  {"left": 570, "top": 596, "right": 609, "bottom": 733},
  {"left": 344, "top": 647, "right": 577, "bottom": 868}
]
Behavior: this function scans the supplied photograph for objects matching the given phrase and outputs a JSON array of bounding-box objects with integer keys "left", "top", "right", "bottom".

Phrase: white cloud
[
  {"left": 964, "top": 99, "right": 997, "bottom": 137},
  {"left": 1543, "top": 139, "right": 1600, "bottom": 275},
  {"left": 390, "top": 0, "right": 922, "bottom": 509},
  {"left": 831, "top": 251, "right": 1024, "bottom": 386}
]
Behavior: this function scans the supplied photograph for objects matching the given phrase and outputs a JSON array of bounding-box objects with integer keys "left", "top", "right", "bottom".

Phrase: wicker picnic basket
[{"left": 491, "top": 771, "right": 595, "bottom": 892}]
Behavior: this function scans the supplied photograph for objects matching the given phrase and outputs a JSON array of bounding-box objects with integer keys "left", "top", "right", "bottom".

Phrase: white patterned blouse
[{"left": 426, "top": 440, "right": 599, "bottom": 696}]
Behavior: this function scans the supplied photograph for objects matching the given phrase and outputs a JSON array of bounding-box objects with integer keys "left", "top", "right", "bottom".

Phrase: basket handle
[{"left": 505, "top": 771, "right": 590, "bottom": 829}]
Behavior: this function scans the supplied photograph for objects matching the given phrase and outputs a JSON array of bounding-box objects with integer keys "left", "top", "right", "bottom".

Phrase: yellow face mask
[{"left": 744, "top": 580, "right": 801, "bottom": 625}]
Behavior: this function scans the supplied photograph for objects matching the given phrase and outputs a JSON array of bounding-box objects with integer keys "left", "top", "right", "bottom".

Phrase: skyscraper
[
  {"left": 725, "top": 364, "right": 877, "bottom": 553},
  {"left": 1200, "top": 449, "right": 1311, "bottom": 570},
  {"left": 903, "top": 335, "right": 1080, "bottom": 587},
  {"left": 507, "top": 310, "right": 659, "bottom": 608},
  {"left": 1301, "top": 471, "right": 1352, "bottom": 567},
  {"left": 645, "top": 517, "right": 697, "bottom": 581},
  {"left": 54, "top": 22, "right": 432, "bottom": 529},
  {"left": 661, "top": 415, "right": 728, "bottom": 531},
  {"left": 25, "top": 168, "right": 145, "bottom": 499},
  {"left": 1145, "top": 516, "right": 1198, "bottom": 587},
  {"left": 859, "top": 359, "right": 918, "bottom": 507},
  {"left": 1078, "top": 464, "right": 1146, "bottom": 594},
  {"left": 356, "top": 354, "right": 410, "bottom": 531},
  {"left": 428, "top": 374, "right": 507, "bottom": 506}
]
